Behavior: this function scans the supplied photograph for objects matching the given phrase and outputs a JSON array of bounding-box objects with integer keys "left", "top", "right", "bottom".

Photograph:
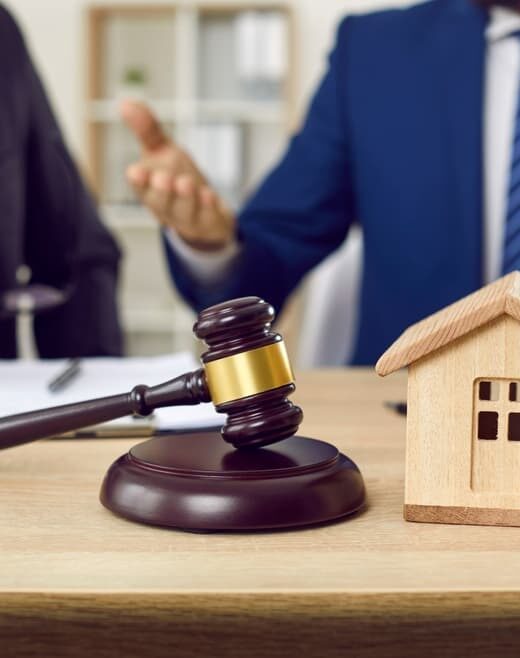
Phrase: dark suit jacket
[
  {"left": 0, "top": 6, "right": 123, "bottom": 358},
  {"left": 166, "top": 0, "right": 489, "bottom": 365}
]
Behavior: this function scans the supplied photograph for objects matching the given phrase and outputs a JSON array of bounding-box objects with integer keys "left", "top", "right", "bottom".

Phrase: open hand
[{"left": 121, "top": 101, "right": 236, "bottom": 251}]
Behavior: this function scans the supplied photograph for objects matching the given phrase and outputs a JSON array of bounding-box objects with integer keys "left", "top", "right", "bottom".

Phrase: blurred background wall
[{"left": 5, "top": 0, "right": 420, "bottom": 364}]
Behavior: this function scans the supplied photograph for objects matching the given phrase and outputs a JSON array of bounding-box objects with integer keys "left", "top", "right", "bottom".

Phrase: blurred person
[
  {"left": 0, "top": 6, "right": 123, "bottom": 358},
  {"left": 123, "top": 0, "right": 514, "bottom": 365}
]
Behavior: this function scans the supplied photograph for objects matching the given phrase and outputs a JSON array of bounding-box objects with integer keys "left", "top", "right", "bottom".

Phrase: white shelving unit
[{"left": 86, "top": 3, "right": 294, "bottom": 355}]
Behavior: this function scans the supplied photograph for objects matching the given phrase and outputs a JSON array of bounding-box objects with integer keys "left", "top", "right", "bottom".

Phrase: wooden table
[{"left": 2, "top": 369, "right": 520, "bottom": 657}]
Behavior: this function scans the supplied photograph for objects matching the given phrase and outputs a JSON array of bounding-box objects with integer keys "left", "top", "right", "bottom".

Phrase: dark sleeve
[
  {"left": 0, "top": 6, "right": 124, "bottom": 357},
  {"left": 165, "top": 17, "right": 355, "bottom": 313}
]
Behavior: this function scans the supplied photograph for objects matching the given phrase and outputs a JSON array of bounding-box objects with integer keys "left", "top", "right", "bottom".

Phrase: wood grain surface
[{"left": 3, "top": 369, "right": 520, "bottom": 657}]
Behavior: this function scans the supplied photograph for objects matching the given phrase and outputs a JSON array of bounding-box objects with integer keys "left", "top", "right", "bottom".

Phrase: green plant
[{"left": 122, "top": 67, "right": 147, "bottom": 85}]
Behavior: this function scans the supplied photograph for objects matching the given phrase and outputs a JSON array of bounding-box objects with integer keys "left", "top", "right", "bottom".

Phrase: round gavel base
[{"left": 100, "top": 432, "right": 365, "bottom": 532}]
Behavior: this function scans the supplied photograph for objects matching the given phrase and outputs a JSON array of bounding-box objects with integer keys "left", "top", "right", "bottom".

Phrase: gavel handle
[{"left": 0, "top": 368, "right": 210, "bottom": 450}]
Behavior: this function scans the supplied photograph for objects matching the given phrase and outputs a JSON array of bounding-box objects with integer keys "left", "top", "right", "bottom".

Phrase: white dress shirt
[
  {"left": 165, "top": 226, "right": 239, "bottom": 286},
  {"left": 484, "top": 7, "right": 520, "bottom": 281},
  {"left": 169, "top": 6, "right": 520, "bottom": 286}
]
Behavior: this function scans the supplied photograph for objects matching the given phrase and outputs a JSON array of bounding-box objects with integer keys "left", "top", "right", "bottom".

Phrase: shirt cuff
[{"left": 164, "top": 228, "right": 240, "bottom": 285}]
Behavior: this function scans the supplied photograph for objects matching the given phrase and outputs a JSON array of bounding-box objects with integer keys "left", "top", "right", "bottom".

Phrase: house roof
[{"left": 376, "top": 271, "right": 520, "bottom": 376}]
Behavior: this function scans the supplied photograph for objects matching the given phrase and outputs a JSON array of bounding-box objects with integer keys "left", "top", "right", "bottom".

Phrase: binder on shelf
[
  {"left": 234, "top": 10, "right": 288, "bottom": 94},
  {"left": 263, "top": 12, "right": 288, "bottom": 82}
]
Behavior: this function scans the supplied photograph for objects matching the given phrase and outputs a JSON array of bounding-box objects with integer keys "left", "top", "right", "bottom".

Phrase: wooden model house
[{"left": 376, "top": 271, "right": 520, "bottom": 527}]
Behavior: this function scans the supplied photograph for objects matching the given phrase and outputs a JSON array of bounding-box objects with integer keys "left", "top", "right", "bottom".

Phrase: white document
[{"left": 0, "top": 353, "right": 222, "bottom": 434}]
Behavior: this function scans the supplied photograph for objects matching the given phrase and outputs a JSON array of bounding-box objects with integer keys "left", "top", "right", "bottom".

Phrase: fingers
[
  {"left": 120, "top": 100, "right": 170, "bottom": 152},
  {"left": 172, "top": 175, "right": 198, "bottom": 235},
  {"left": 126, "top": 163, "right": 172, "bottom": 218},
  {"left": 198, "top": 187, "right": 220, "bottom": 239},
  {"left": 126, "top": 163, "right": 235, "bottom": 247},
  {"left": 142, "top": 170, "right": 175, "bottom": 217},
  {"left": 195, "top": 186, "right": 234, "bottom": 245},
  {"left": 172, "top": 181, "right": 220, "bottom": 241},
  {"left": 126, "top": 163, "right": 149, "bottom": 189},
  {"left": 127, "top": 167, "right": 197, "bottom": 229}
]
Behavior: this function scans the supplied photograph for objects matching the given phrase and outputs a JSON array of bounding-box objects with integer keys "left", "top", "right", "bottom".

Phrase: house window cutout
[
  {"left": 509, "top": 413, "right": 520, "bottom": 441},
  {"left": 479, "top": 381, "right": 499, "bottom": 401},
  {"left": 478, "top": 411, "right": 498, "bottom": 440},
  {"left": 510, "top": 382, "right": 520, "bottom": 402}
]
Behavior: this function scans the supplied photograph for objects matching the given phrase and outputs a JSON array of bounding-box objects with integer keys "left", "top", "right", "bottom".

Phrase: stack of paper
[{"left": 0, "top": 353, "right": 222, "bottom": 435}]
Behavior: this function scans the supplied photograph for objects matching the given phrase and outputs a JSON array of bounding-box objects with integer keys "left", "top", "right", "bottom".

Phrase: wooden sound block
[{"left": 100, "top": 432, "right": 366, "bottom": 532}]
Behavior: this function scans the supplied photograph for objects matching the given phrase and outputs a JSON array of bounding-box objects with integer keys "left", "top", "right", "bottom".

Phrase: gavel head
[{"left": 193, "top": 297, "right": 303, "bottom": 449}]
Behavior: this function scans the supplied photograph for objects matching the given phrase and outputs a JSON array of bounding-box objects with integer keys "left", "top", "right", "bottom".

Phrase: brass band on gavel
[{"left": 204, "top": 341, "right": 294, "bottom": 406}]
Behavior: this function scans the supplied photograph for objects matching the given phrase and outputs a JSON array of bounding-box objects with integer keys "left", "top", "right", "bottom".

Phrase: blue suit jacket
[{"left": 167, "top": 0, "right": 488, "bottom": 365}]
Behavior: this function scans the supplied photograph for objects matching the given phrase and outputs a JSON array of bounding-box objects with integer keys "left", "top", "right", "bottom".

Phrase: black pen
[
  {"left": 384, "top": 401, "right": 407, "bottom": 416},
  {"left": 48, "top": 358, "right": 82, "bottom": 393}
]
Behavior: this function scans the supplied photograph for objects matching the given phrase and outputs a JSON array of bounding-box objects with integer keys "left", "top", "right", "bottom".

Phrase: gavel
[{"left": 0, "top": 297, "right": 303, "bottom": 451}]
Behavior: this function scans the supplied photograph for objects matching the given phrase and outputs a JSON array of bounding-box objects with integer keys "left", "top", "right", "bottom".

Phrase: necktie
[{"left": 502, "top": 46, "right": 520, "bottom": 275}]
